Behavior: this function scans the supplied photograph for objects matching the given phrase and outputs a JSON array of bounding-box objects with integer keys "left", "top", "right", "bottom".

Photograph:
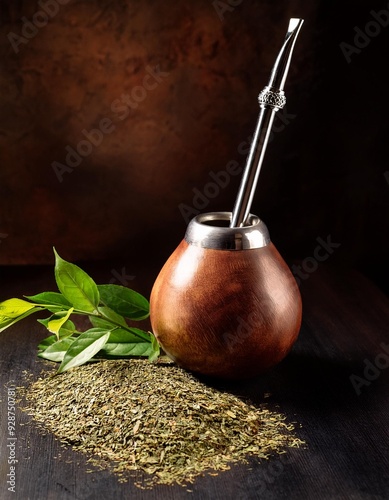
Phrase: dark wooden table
[{"left": 1, "top": 262, "right": 389, "bottom": 499}]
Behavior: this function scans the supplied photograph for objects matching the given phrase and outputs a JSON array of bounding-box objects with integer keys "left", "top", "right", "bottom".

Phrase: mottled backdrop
[{"left": 0, "top": 1, "right": 388, "bottom": 291}]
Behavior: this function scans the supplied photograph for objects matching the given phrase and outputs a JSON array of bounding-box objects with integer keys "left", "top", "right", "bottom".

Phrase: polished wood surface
[
  {"left": 150, "top": 240, "right": 302, "bottom": 379},
  {"left": 1, "top": 263, "right": 389, "bottom": 499}
]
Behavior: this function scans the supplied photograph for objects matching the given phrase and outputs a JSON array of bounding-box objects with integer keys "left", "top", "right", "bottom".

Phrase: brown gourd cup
[{"left": 150, "top": 211, "right": 302, "bottom": 380}]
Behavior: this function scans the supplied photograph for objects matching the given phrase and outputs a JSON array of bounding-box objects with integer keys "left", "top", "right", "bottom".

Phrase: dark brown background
[{"left": 0, "top": 1, "right": 388, "bottom": 293}]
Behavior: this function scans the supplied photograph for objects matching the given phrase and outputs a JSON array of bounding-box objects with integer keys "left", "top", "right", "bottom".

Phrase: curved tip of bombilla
[
  {"left": 268, "top": 17, "right": 304, "bottom": 91},
  {"left": 288, "top": 18, "right": 304, "bottom": 33}
]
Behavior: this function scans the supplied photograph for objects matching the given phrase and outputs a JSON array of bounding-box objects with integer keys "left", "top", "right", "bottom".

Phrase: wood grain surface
[{"left": 1, "top": 263, "right": 389, "bottom": 499}]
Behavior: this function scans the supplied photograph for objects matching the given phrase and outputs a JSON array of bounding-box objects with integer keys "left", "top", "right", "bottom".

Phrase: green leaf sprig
[{"left": 0, "top": 249, "right": 160, "bottom": 373}]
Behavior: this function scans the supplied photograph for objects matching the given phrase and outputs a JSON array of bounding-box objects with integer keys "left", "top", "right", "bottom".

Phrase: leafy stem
[
  {"left": 33, "top": 305, "right": 151, "bottom": 343},
  {"left": 0, "top": 248, "right": 160, "bottom": 373}
]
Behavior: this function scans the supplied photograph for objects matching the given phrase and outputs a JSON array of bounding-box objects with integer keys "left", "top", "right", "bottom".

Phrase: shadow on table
[{"left": 193, "top": 350, "right": 388, "bottom": 412}]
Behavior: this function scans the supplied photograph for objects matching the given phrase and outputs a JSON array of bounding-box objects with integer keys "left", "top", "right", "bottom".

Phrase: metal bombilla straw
[{"left": 230, "top": 18, "right": 304, "bottom": 228}]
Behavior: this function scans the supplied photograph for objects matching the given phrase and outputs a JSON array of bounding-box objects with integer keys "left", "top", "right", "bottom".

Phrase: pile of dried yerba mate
[{"left": 20, "top": 359, "right": 304, "bottom": 488}]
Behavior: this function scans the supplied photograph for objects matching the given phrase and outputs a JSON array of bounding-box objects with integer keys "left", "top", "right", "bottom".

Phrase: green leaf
[
  {"left": 38, "top": 337, "right": 75, "bottom": 362},
  {"left": 89, "top": 315, "right": 113, "bottom": 330},
  {"left": 99, "top": 342, "right": 153, "bottom": 357},
  {"left": 58, "top": 319, "right": 77, "bottom": 338},
  {"left": 37, "top": 317, "right": 51, "bottom": 328},
  {"left": 97, "top": 306, "right": 127, "bottom": 327},
  {"left": 47, "top": 308, "right": 74, "bottom": 338},
  {"left": 0, "top": 308, "right": 42, "bottom": 333},
  {"left": 107, "top": 327, "right": 151, "bottom": 343},
  {"left": 39, "top": 316, "right": 77, "bottom": 338},
  {"left": 89, "top": 313, "right": 150, "bottom": 342},
  {"left": 45, "top": 305, "right": 71, "bottom": 314},
  {"left": 97, "top": 284, "right": 150, "bottom": 320},
  {"left": 26, "top": 291, "right": 72, "bottom": 314},
  {"left": 0, "top": 316, "right": 19, "bottom": 332},
  {"left": 54, "top": 248, "right": 99, "bottom": 313},
  {"left": 88, "top": 307, "right": 129, "bottom": 332},
  {"left": 88, "top": 322, "right": 151, "bottom": 343},
  {"left": 0, "top": 298, "right": 37, "bottom": 318},
  {"left": 37, "top": 335, "right": 57, "bottom": 351},
  {"left": 25, "top": 292, "right": 72, "bottom": 308},
  {"left": 148, "top": 333, "right": 161, "bottom": 362},
  {"left": 57, "top": 328, "right": 111, "bottom": 373}
]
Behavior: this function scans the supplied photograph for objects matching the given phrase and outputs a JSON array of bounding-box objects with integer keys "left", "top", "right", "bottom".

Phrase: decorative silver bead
[{"left": 258, "top": 86, "right": 286, "bottom": 110}]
